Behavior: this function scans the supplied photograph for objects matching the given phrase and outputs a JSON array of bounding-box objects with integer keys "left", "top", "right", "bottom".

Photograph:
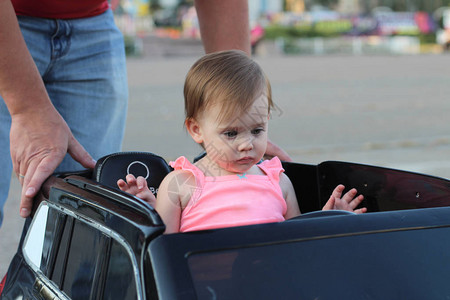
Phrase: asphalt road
[{"left": 1, "top": 52, "right": 450, "bottom": 276}]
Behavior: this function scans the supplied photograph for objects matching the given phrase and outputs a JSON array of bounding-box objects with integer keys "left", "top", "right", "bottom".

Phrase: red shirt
[{"left": 12, "top": 0, "right": 109, "bottom": 19}]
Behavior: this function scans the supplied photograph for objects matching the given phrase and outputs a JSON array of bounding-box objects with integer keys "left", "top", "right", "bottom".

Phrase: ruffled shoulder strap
[
  {"left": 257, "top": 156, "right": 285, "bottom": 182},
  {"left": 169, "top": 156, "right": 205, "bottom": 184}
]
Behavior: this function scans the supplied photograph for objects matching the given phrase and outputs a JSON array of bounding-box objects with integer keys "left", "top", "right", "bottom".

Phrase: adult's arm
[
  {"left": 0, "top": 0, "right": 95, "bottom": 218},
  {"left": 194, "top": 0, "right": 251, "bottom": 55}
]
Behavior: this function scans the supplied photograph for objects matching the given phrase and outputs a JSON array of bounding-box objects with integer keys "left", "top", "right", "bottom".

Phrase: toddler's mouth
[{"left": 237, "top": 157, "right": 253, "bottom": 164}]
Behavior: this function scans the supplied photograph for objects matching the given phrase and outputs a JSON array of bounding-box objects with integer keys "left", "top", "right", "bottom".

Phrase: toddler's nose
[{"left": 238, "top": 137, "right": 253, "bottom": 152}]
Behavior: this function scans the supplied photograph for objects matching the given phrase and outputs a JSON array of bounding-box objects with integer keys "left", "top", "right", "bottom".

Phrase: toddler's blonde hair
[{"left": 184, "top": 50, "right": 272, "bottom": 124}]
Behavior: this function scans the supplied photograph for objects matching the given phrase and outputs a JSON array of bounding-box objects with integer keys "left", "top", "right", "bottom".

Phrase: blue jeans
[{"left": 0, "top": 9, "right": 128, "bottom": 226}]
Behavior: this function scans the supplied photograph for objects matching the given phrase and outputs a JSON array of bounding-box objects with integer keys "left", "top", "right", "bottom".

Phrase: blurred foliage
[
  {"left": 266, "top": 24, "right": 335, "bottom": 38},
  {"left": 265, "top": 24, "right": 351, "bottom": 39},
  {"left": 418, "top": 33, "right": 437, "bottom": 44},
  {"left": 265, "top": 24, "right": 437, "bottom": 44}
]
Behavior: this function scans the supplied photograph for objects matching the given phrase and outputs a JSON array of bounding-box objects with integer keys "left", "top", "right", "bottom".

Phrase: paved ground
[{"left": 1, "top": 51, "right": 450, "bottom": 276}]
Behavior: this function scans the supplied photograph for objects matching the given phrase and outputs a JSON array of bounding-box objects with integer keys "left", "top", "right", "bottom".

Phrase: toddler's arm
[
  {"left": 280, "top": 173, "right": 301, "bottom": 219},
  {"left": 117, "top": 174, "right": 156, "bottom": 207},
  {"left": 322, "top": 184, "right": 367, "bottom": 214},
  {"left": 154, "top": 170, "right": 196, "bottom": 233}
]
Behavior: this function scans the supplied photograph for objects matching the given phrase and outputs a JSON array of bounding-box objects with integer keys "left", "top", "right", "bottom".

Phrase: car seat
[{"left": 92, "top": 152, "right": 172, "bottom": 197}]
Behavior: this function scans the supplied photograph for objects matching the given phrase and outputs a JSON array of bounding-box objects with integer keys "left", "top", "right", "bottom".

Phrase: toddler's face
[{"left": 195, "top": 95, "right": 269, "bottom": 175}]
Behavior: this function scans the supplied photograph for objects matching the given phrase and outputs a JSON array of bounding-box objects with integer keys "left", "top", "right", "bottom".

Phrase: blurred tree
[
  {"left": 315, "top": 0, "right": 339, "bottom": 6},
  {"left": 149, "top": 0, "right": 161, "bottom": 12}
]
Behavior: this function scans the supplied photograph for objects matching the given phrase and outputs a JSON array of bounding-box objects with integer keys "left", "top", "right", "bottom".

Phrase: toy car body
[{"left": 1, "top": 152, "right": 450, "bottom": 300}]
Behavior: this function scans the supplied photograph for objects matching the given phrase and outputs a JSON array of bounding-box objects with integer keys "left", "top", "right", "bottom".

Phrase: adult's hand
[
  {"left": 10, "top": 107, "right": 95, "bottom": 218},
  {"left": 265, "top": 139, "right": 292, "bottom": 162},
  {"left": 0, "top": 1, "right": 95, "bottom": 218}
]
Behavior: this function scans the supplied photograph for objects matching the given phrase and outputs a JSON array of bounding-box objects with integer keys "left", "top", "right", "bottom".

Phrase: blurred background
[
  {"left": 113, "top": 0, "right": 450, "bottom": 56},
  {"left": 1, "top": 0, "right": 450, "bottom": 275},
  {"left": 113, "top": 0, "right": 450, "bottom": 175}
]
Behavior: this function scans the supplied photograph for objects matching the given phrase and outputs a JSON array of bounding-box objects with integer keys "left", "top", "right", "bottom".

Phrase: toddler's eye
[
  {"left": 224, "top": 130, "right": 238, "bottom": 138},
  {"left": 251, "top": 128, "right": 264, "bottom": 135}
]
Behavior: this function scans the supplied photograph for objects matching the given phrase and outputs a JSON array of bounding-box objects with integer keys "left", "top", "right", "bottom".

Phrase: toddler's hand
[
  {"left": 322, "top": 184, "right": 367, "bottom": 214},
  {"left": 117, "top": 174, "right": 156, "bottom": 207}
]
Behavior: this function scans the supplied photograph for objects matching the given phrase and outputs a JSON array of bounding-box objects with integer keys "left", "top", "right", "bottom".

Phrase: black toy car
[{"left": 1, "top": 151, "right": 450, "bottom": 300}]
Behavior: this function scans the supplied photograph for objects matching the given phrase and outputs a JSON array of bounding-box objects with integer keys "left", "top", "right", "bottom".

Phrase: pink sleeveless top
[{"left": 169, "top": 156, "right": 287, "bottom": 232}]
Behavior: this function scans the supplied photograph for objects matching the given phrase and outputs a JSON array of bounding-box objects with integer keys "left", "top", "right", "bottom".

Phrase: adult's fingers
[
  {"left": 67, "top": 136, "right": 96, "bottom": 169},
  {"left": 9, "top": 106, "right": 96, "bottom": 218},
  {"left": 18, "top": 143, "right": 94, "bottom": 218},
  {"left": 16, "top": 172, "right": 25, "bottom": 184},
  {"left": 266, "top": 140, "right": 292, "bottom": 162},
  {"left": 19, "top": 154, "right": 64, "bottom": 217},
  {"left": 17, "top": 134, "right": 87, "bottom": 218}
]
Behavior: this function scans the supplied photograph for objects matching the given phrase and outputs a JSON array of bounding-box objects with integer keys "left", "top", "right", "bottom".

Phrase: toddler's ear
[{"left": 185, "top": 118, "right": 203, "bottom": 144}]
